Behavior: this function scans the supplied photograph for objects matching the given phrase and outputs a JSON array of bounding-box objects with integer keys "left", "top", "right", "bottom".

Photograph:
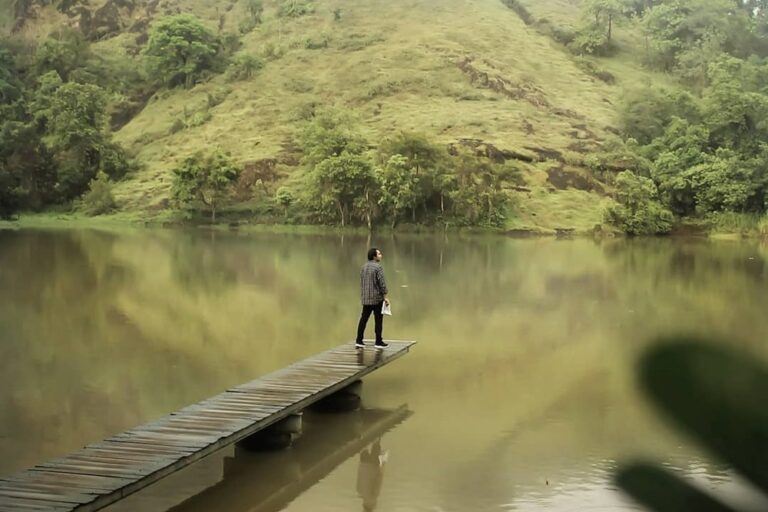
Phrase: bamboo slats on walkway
[{"left": 0, "top": 341, "right": 416, "bottom": 512}]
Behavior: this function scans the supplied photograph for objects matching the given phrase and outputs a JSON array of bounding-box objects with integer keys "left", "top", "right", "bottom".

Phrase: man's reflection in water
[{"left": 356, "top": 437, "right": 388, "bottom": 511}]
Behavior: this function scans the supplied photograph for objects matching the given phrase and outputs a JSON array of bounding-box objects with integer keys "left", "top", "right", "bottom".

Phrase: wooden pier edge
[{"left": 109, "top": 341, "right": 416, "bottom": 508}]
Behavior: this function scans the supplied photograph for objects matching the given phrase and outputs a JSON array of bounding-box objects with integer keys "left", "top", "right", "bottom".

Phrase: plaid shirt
[{"left": 360, "top": 261, "right": 388, "bottom": 305}]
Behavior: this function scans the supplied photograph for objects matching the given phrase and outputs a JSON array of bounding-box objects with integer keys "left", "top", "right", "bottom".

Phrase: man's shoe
[
  {"left": 374, "top": 341, "right": 389, "bottom": 348},
  {"left": 355, "top": 341, "right": 365, "bottom": 348}
]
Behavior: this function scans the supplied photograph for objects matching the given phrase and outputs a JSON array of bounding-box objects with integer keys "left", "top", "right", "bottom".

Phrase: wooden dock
[{"left": 0, "top": 341, "right": 415, "bottom": 512}]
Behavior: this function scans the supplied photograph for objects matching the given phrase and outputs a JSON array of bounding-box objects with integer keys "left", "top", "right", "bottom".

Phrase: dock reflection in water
[{"left": 104, "top": 405, "right": 410, "bottom": 512}]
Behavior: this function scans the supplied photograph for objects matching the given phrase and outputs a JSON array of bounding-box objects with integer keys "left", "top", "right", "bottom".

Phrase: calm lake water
[{"left": 1, "top": 227, "right": 768, "bottom": 511}]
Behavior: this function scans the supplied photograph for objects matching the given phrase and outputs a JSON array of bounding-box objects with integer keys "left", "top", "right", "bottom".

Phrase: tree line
[
  {"left": 171, "top": 110, "right": 520, "bottom": 228},
  {"left": 572, "top": 0, "right": 768, "bottom": 234},
  {"left": 0, "top": 30, "right": 133, "bottom": 218}
]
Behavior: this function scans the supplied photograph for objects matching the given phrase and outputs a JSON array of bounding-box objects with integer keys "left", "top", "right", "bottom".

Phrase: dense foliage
[
  {"left": 143, "top": 15, "right": 221, "bottom": 89},
  {"left": 572, "top": 0, "right": 768, "bottom": 234},
  {"left": 171, "top": 150, "right": 241, "bottom": 222},
  {"left": 294, "top": 110, "right": 518, "bottom": 228},
  {"left": 0, "top": 31, "right": 132, "bottom": 218},
  {"left": 0, "top": 13, "right": 247, "bottom": 219}
]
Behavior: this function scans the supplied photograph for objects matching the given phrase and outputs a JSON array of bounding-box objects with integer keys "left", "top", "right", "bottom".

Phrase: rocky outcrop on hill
[
  {"left": 457, "top": 56, "right": 550, "bottom": 108},
  {"left": 449, "top": 138, "right": 538, "bottom": 163}
]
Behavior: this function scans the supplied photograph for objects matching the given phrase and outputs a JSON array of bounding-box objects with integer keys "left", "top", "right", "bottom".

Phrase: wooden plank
[
  {"left": 92, "top": 441, "right": 195, "bottom": 457},
  {"left": 0, "top": 494, "right": 75, "bottom": 511},
  {"left": 0, "top": 341, "right": 415, "bottom": 512},
  {"left": 2, "top": 471, "right": 134, "bottom": 489},
  {"left": 32, "top": 464, "right": 149, "bottom": 479},
  {"left": 0, "top": 488, "right": 92, "bottom": 505}
]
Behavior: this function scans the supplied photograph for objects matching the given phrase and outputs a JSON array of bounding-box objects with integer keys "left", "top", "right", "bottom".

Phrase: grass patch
[{"left": 706, "top": 212, "right": 768, "bottom": 237}]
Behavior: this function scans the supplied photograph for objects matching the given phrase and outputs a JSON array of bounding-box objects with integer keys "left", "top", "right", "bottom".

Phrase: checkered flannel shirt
[{"left": 360, "top": 261, "right": 388, "bottom": 305}]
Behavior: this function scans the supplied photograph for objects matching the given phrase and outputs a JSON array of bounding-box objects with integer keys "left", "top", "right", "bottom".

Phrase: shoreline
[{"left": 1, "top": 212, "right": 765, "bottom": 240}]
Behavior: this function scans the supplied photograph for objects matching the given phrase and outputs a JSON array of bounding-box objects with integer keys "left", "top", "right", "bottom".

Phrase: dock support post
[
  {"left": 237, "top": 412, "right": 303, "bottom": 451},
  {"left": 311, "top": 380, "right": 363, "bottom": 413}
]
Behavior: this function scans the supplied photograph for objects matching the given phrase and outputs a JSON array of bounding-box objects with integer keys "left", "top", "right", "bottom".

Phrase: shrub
[
  {"left": 220, "top": 33, "right": 242, "bottom": 56},
  {"left": 758, "top": 216, "right": 768, "bottom": 237},
  {"left": 303, "top": 34, "right": 330, "bottom": 49},
  {"left": 550, "top": 25, "right": 576, "bottom": 45},
  {"left": 169, "top": 118, "right": 185, "bottom": 134},
  {"left": 366, "top": 80, "right": 402, "bottom": 98},
  {"left": 81, "top": 172, "right": 116, "bottom": 216},
  {"left": 573, "top": 56, "right": 615, "bottom": 84},
  {"left": 206, "top": 87, "right": 232, "bottom": 107},
  {"left": 277, "top": 0, "right": 314, "bottom": 18},
  {"left": 603, "top": 171, "right": 674, "bottom": 235},
  {"left": 284, "top": 77, "right": 314, "bottom": 93},
  {"left": 187, "top": 110, "right": 212, "bottom": 128},
  {"left": 536, "top": 19, "right": 576, "bottom": 45},
  {"left": 337, "top": 34, "right": 386, "bottom": 51},
  {"left": 239, "top": 18, "right": 258, "bottom": 34},
  {"left": 262, "top": 42, "right": 285, "bottom": 60},
  {"left": 225, "top": 54, "right": 263, "bottom": 81},
  {"left": 99, "top": 143, "right": 133, "bottom": 180},
  {"left": 569, "top": 27, "right": 614, "bottom": 56},
  {"left": 243, "top": 0, "right": 263, "bottom": 24}
]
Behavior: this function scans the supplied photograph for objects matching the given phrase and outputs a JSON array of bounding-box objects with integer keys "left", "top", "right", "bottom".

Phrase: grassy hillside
[{"left": 2, "top": 0, "right": 674, "bottom": 233}]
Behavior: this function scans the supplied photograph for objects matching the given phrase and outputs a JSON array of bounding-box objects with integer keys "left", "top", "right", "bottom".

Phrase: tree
[
  {"left": 433, "top": 169, "right": 458, "bottom": 216},
  {"left": 25, "top": 72, "right": 131, "bottom": 201},
  {"left": 275, "top": 186, "right": 294, "bottom": 219},
  {"left": 308, "top": 153, "right": 378, "bottom": 227},
  {"left": 0, "top": 165, "right": 22, "bottom": 219},
  {"left": 378, "top": 132, "right": 445, "bottom": 176},
  {"left": 0, "top": 100, "right": 57, "bottom": 212},
  {"left": 642, "top": 0, "right": 752, "bottom": 71},
  {"left": 583, "top": 0, "right": 627, "bottom": 41},
  {"left": 377, "top": 132, "right": 447, "bottom": 222},
  {"left": 171, "top": 150, "right": 241, "bottom": 222},
  {"left": 685, "top": 148, "right": 767, "bottom": 213},
  {"left": 0, "top": 49, "right": 22, "bottom": 105},
  {"left": 297, "top": 109, "right": 367, "bottom": 166},
  {"left": 41, "top": 81, "right": 107, "bottom": 152},
  {"left": 244, "top": 0, "right": 263, "bottom": 23},
  {"left": 377, "top": 155, "right": 420, "bottom": 228},
  {"left": 143, "top": 15, "right": 220, "bottom": 89},
  {"left": 448, "top": 152, "right": 512, "bottom": 227},
  {"left": 33, "top": 29, "right": 91, "bottom": 82},
  {"left": 647, "top": 118, "right": 709, "bottom": 215},
  {"left": 604, "top": 170, "right": 674, "bottom": 234},
  {"left": 703, "top": 57, "right": 768, "bottom": 153}
]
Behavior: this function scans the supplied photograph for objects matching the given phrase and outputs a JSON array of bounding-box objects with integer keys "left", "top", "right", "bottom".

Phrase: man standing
[{"left": 356, "top": 247, "right": 390, "bottom": 349}]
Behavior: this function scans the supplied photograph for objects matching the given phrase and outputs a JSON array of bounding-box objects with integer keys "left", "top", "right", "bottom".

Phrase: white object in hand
[{"left": 381, "top": 302, "right": 392, "bottom": 316}]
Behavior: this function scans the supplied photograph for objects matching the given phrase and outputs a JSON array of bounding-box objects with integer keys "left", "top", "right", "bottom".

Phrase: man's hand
[{"left": 384, "top": 298, "right": 390, "bottom": 306}]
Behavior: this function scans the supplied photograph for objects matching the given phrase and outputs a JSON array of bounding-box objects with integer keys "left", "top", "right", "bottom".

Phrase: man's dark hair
[{"left": 367, "top": 247, "right": 379, "bottom": 261}]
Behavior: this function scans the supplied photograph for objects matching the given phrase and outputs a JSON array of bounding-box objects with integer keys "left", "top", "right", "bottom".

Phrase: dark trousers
[{"left": 356, "top": 302, "right": 383, "bottom": 344}]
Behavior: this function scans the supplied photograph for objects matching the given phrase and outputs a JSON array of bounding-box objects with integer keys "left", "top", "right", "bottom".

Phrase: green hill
[{"left": 0, "top": 0, "right": 677, "bottom": 233}]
